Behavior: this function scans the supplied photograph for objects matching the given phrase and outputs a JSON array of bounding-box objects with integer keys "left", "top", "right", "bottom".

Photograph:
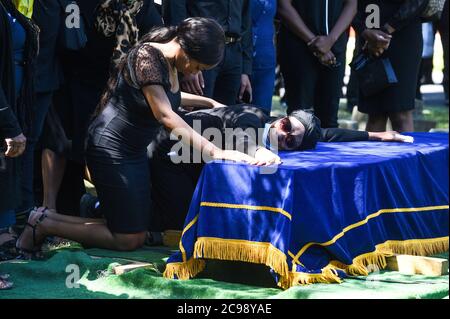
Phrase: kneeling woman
[{"left": 16, "top": 18, "right": 258, "bottom": 254}]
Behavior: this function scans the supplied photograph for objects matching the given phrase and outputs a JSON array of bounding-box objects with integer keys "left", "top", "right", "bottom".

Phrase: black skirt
[{"left": 358, "top": 13, "right": 423, "bottom": 114}]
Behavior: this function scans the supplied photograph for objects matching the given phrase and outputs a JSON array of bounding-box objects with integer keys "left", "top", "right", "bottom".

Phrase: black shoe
[
  {"left": 145, "top": 232, "right": 164, "bottom": 247},
  {"left": 79, "top": 193, "right": 102, "bottom": 218}
]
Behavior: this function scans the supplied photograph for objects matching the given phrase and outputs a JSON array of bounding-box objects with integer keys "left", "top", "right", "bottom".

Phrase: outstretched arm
[
  {"left": 143, "top": 85, "right": 262, "bottom": 164},
  {"left": 181, "top": 92, "right": 226, "bottom": 109},
  {"left": 321, "top": 128, "right": 413, "bottom": 143}
]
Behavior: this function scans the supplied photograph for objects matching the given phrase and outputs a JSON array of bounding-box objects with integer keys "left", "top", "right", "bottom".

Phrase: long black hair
[{"left": 97, "top": 17, "right": 225, "bottom": 115}]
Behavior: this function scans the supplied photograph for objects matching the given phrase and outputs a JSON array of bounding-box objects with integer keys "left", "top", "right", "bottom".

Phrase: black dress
[
  {"left": 86, "top": 44, "right": 181, "bottom": 234},
  {"left": 353, "top": 0, "right": 428, "bottom": 114}
]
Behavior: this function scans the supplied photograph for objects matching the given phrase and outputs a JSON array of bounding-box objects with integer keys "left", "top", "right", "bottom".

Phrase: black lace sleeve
[
  {"left": 125, "top": 43, "right": 170, "bottom": 89},
  {"left": 388, "top": 0, "right": 429, "bottom": 31}
]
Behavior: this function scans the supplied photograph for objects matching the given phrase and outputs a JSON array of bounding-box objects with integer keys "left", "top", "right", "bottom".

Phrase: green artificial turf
[{"left": 0, "top": 245, "right": 448, "bottom": 299}]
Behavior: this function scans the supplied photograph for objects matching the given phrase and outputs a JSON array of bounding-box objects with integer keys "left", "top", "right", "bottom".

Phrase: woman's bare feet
[{"left": 15, "top": 210, "right": 48, "bottom": 259}]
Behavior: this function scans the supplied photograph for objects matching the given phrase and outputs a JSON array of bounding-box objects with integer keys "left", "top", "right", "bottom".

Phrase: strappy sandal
[
  {"left": 0, "top": 275, "right": 13, "bottom": 290},
  {"left": 15, "top": 213, "right": 48, "bottom": 260}
]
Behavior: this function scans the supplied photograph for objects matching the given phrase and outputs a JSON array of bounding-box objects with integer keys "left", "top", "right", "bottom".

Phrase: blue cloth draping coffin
[{"left": 164, "top": 133, "right": 449, "bottom": 288}]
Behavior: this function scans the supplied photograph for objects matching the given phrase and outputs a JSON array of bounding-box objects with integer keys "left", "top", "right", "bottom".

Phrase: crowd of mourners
[{"left": 1, "top": 0, "right": 448, "bottom": 290}]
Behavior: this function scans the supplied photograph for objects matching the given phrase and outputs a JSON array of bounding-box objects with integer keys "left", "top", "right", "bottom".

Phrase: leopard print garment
[{"left": 95, "top": 0, "right": 144, "bottom": 67}]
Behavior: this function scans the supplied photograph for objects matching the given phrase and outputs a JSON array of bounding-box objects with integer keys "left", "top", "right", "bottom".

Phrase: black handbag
[
  {"left": 350, "top": 51, "right": 398, "bottom": 97},
  {"left": 58, "top": 0, "right": 87, "bottom": 51}
]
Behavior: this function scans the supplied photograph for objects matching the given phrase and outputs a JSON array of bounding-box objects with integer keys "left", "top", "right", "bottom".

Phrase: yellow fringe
[
  {"left": 380, "top": 237, "right": 449, "bottom": 257},
  {"left": 194, "top": 237, "right": 290, "bottom": 278},
  {"left": 279, "top": 266, "right": 342, "bottom": 289},
  {"left": 163, "top": 258, "right": 206, "bottom": 280},
  {"left": 329, "top": 237, "right": 449, "bottom": 277},
  {"left": 163, "top": 236, "right": 448, "bottom": 288}
]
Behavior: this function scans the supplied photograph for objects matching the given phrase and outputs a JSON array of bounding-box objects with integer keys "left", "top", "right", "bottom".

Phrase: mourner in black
[
  {"left": 162, "top": 0, "right": 253, "bottom": 105},
  {"left": 149, "top": 104, "right": 408, "bottom": 232},
  {"left": 353, "top": 0, "right": 433, "bottom": 132},
  {"left": 17, "top": 0, "right": 64, "bottom": 219},
  {"left": 277, "top": 0, "right": 357, "bottom": 128}
]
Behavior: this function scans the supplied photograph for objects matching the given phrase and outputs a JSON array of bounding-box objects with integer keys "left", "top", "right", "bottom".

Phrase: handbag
[
  {"left": 350, "top": 51, "right": 398, "bottom": 97},
  {"left": 421, "top": 0, "right": 446, "bottom": 20},
  {"left": 58, "top": 0, "right": 87, "bottom": 51}
]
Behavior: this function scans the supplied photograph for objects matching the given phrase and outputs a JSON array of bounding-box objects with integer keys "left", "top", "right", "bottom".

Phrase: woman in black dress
[
  {"left": 16, "top": 18, "right": 260, "bottom": 253},
  {"left": 353, "top": 0, "right": 429, "bottom": 132}
]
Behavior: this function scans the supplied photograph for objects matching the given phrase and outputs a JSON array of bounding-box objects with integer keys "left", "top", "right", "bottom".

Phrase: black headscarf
[{"left": 289, "top": 110, "right": 323, "bottom": 151}]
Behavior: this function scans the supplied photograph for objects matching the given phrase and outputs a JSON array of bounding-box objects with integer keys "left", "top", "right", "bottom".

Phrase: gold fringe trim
[
  {"left": 380, "top": 237, "right": 449, "bottom": 257},
  {"left": 329, "top": 237, "right": 449, "bottom": 277},
  {"left": 194, "top": 237, "right": 290, "bottom": 278},
  {"left": 163, "top": 258, "right": 206, "bottom": 280},
  {"left": 278, "top": 266, "right": 342, "bottom": 289},
  {"left": 163, "top": 236, "right": 448, "bottom": 288}
]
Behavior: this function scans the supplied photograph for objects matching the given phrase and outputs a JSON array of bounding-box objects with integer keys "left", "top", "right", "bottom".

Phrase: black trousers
[
  {"left": 202, "top": 42, "right": 243, "bottom": 106},
  {"left": 438, "top": 0, "right": 449, "bottom": 100},
  {"left": 278, "top": 33, "right": 346, "bottom": 128},
  {"left": 149, "top": 155, "right": 203, "bottom": 232}
]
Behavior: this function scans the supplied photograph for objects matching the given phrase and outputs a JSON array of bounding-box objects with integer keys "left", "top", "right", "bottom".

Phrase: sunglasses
[{"left": 279, "top": 117, "right": 299, "bottom": 149}]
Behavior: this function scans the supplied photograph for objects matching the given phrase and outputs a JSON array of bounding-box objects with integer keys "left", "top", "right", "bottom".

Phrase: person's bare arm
[
  {"left": 277, "top": 0, "right": 316, "bottom": 43},
  {"left": 309, "top": 0, "right": 357, "bottom": 55},
  {"left": 181, "top": 92, "right": 226, "bottom": 109},
  {"left": 143, "top": 85, "right": 262, "bottom": 164},
  {"left": 181, "top": 72, "right": 204, "bottom": 96}
]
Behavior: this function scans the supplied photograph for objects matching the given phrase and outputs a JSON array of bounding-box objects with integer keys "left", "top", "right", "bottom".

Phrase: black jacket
[
  {"left": 353, "top": 0, "right": 429, "bottom": 35},
  {"left": 280, "top": 0, "right": 350, "bottom": 54},
  {"left": 162, "top": 0, "right": 253, "bottom": 75},
  {"left": 152, "top": 104, "right": 369, "bottom": 159},
  {"left": 32, "top": 0, "right": 64, "bottom": 93},
  {"left": 64, "top": 0, "right": 163, "bottom": 89},
  {"left": 0, "top": 0, "right": 39, "bottom": 212}
]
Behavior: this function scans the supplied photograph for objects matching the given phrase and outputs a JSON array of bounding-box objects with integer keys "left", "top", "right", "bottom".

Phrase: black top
[
  {"left": 87, "top": 44, "right": 181, "bottom": 161},
  {"left": 32, "top": 0, "right": 64, "bottom": 93},
  {"left": 353, "top": 0, "right": 429, "bottom": 34},
  {"left": 64, "top": 0, "right": 163, "bottom": 90},
  {"left": 0, "top": 0, "right": 38, "bottom": 139},
  {"left": 0, "top": 0, "right": 38, "bottom": 212},
  {"left": 162, "top": 0, "right": 253, "bottom": 75},
  {"left": 152, "top": 104, "right": 370, "bottom": 159},
  {"left": 282, "top": 0, "right": 350, "bottom": 54}
]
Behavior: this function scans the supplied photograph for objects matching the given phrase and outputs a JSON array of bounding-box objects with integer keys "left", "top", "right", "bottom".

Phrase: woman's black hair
[
  {"left": 96, "top": 17, "right": 225, "bottom": 115},
  {"left": 140, "top": 17, "right": 225, "bottom": 66}
]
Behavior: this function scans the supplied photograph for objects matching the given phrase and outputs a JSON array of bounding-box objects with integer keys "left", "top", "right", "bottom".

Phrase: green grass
[
  {"left": 271, "top": 96, "right": 449, "bottom": 130},
  {"left": 423, "top": 106, "right": 450, "bottom": 129}
]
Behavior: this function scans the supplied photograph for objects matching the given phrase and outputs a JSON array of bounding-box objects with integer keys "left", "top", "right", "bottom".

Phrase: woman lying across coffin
[
  {"left": 15, "top": 18, "right": 265, "bottom": 256},
  {"left": 79, "top": 104, "right": 414, "bottom": 242},
  {"left": 144, "top": 104, "right": 413, "bottom": 235}
]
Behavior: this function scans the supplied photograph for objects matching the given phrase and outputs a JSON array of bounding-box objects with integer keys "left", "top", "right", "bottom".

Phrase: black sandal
[
  {"left": 0, "top": 275, "right": 13, "bottom": 290},
  {"left": 16, "top": 213, "right": 48, "bottom": 260},
  {"left": 0, "top": 228, "right": 18, "bottom": 259}
]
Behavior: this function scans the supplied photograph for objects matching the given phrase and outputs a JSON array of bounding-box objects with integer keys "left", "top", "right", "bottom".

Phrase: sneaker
[{"left": 79, "top": 193, "right": 102, "bottom": 218}]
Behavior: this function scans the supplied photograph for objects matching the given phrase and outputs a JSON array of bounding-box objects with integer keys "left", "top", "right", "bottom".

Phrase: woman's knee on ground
[{"left": 112, "top": 232, "right": 147, "bottom": 251}]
